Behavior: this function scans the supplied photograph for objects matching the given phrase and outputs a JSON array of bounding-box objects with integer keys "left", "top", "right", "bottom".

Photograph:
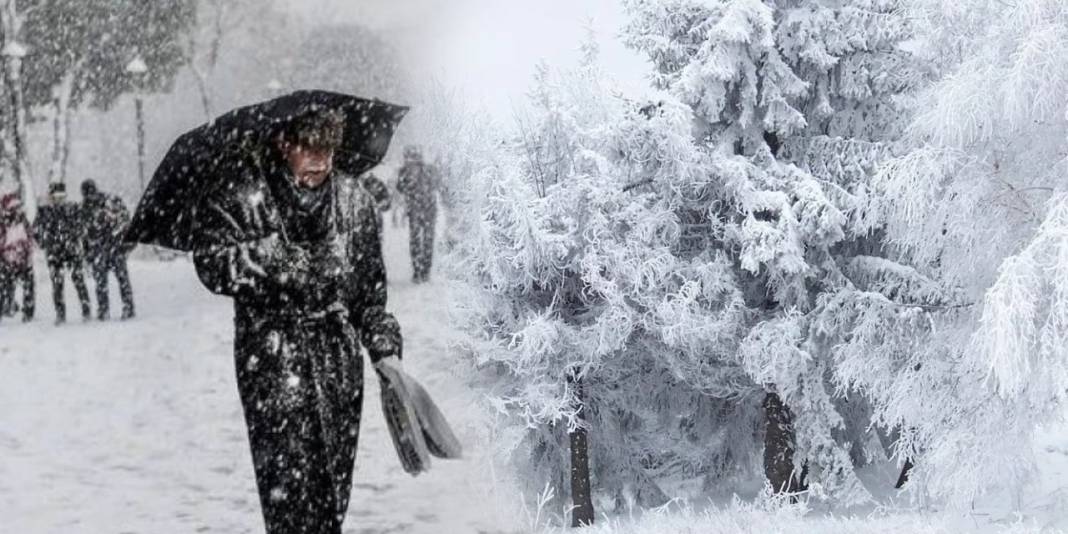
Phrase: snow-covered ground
[
  {"left": 2, "top": 223, "right": 1068, "bottom": 533},
  {"left": 0, "top": 225, "right": 525, "bottom": 534}
]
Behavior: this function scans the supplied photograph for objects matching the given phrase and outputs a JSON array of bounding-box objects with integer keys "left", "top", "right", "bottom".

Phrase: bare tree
[
  {"left": 0, "top": 0, "right": 34, "bottom": 218},
  {"left": 185, "top": 0, "right": 257, "bottom": 119}
]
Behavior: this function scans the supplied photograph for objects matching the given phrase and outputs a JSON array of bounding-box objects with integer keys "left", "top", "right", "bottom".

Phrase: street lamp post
[
  {"left": 2, "top": 39, "right": 31, "bottom": 218},
  {"left": 125, "top": 55, "right": 148, "bottom": 192}
]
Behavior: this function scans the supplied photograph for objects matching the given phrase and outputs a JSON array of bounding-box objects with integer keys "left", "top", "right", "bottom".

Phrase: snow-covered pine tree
[
  {"left": 622, "top": 0, "right": 932, "bottom": 503},
  {"left": 451, "top": 47, "right": 767, "bottom": 522},
  {"left": 862, "top": 0, "right": 1068, "bottom": 505}
]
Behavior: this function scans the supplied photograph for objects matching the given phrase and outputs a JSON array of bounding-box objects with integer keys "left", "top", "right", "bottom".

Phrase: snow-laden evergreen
[
  {"left": 452, "top": 0, "right": 936, "bottom": 510},
  {"left": 449, "top": 48, "right": 771, "bottom": 512},
  {"left": 618, "top": 0, "right": 933, "bottom": 504},
  {"left": 453, "top": 0, "right": 1066, "bottom": 512},
  {"left": 863, "top": 0, "right": 1068, "bottom": 505}
]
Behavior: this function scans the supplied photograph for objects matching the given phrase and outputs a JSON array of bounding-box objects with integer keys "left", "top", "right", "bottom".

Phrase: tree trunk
[
  {"left": 134, "top": 97, "right": 146, "bottom": 191},
  {"left": 61, "top": 101, "right": 73, "bottom": 182},
  {"left": 876, "top": 424, "right": 914, "bottom": 489},
  {"left": 895, "top": 459, "right": 913, "bottom": 489},
  {"left": 208, "top": 0, "right": 225, "bottom": 69},
  {"left": 567, "top": 372, "right": 594, "bottom": 527},
  {"left": 48, "top": 71, "right": 75, "bottom": 186},
  {"left": 7, "top": 62, "right": 31, "bottom": 219},
  {"left": 190, "top": 62, "right": 213, "bottom": 119},
  {"left": 1, "top": 0, "right": 35, "bottom": 219},
  {"left": 764, "top": 392, "right": 807, "bottom": 495},
  {"left": 48, "top": 98, "right": 63, "bottom": 185},
  {"left": 0, "top": 80, "right": 13, "bottom": 188},
  {"left": 186, "top": 0, "right": 235, "bottom": 121}
]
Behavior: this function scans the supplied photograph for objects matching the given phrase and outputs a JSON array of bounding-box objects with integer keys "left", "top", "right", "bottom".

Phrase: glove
[{"left": 363, "top": 310, "right": 403, "bottom": 363}]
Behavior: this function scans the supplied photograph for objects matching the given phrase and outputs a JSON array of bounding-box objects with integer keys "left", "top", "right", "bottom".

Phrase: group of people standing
[{"left": 0, "top": 180, "right": 136, "bottom": 325}]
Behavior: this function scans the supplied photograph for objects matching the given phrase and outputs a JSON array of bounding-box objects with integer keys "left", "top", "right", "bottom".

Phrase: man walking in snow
[
  {"left": 396, "top": 145, "right": 440, "bottom": 283},
  {"left": 191, "top": 107, "right": 403, "bottom": 533},
  {"left": 81, "top": 180, "right": 136, "bottom": 320},
  {"left": 34, "top": 182, "right": 91, "bottom": 324},
  {"left": 0, "top": 192, "right": 34, "bottom": 323}
]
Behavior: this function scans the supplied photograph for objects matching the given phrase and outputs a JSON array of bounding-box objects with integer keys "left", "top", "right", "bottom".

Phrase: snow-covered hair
[{"left": 280, "top": 108, "right": 344, "bottom": 150}]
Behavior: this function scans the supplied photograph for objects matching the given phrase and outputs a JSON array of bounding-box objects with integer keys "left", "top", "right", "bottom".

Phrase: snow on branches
[
  {"left": 455, "top": 0, "right": 1067, "bottom": 513},
  {"left": 859, "top": 0, "right": 1068, "bottom": 506},
  {"left": 451, "top": 50, "right": 766, "bottom": 511},
  {"left": 622, "top": 0, "right": 935, "bottom": 504}
]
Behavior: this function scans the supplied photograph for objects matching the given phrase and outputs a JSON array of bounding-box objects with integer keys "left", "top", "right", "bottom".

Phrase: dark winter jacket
[
  {"left": 192, "top": 151, "right": 402, "bottom": 356},
  {"left": 82, "top": 192, "right": 132, "bottom": 261},
  {"left": 34, "top": 200, "right": 85, "bottom": 263},
  {"left": 397, "top": 161, "right": 440, "bottom": 217},
  {"left": 0, "top": 195, "right": 33, "bottom": 270},
  {"left": 190, "top": 149, "right": 402, "bottom": 533}
]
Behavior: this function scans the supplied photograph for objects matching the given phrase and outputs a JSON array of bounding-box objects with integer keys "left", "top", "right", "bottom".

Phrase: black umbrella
[{"left": 124, "top": 90, "right": 409, "bottom": 251}]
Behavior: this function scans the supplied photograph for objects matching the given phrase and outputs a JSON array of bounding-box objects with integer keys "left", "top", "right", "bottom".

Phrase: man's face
[{"left": 280, "top": 141, "right": 335, "bottom": 189}]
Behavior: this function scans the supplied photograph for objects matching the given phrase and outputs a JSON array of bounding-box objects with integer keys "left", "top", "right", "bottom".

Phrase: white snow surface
[
  {"left": 2, "top": 224, "right": 1068, "bottom": 533},
  {"left": 0, "top": 226, "right": 525, "bottom": 534}
]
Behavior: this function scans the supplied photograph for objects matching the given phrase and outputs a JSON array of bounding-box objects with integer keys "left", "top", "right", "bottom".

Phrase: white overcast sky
[{"left": 278, "top": 0, "right": 651, "bottom": 118}]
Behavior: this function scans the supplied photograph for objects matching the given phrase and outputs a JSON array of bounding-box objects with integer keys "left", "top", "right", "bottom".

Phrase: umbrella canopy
[{"left": 124, "top": 90, "right": 409, "bottom": 251}]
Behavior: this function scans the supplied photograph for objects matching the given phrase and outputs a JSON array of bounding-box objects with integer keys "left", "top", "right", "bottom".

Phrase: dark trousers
[
  {"left": 0, "top": 269, "right": 12, "bottom": 316},
  {"left": 48, "top": 258, "right": 90, "bottom": 322},
  {"left": 235, "top": 312, "right": 364, "bottom": 534},
  {"left": 0, "top": 264, "right": 34, "bottom": 321},
  {"left": 90, "top": 254, "right": 135, "bottom": 319},
  {"left": 408, "top": 208, "right": 436, "bottom": 282}
]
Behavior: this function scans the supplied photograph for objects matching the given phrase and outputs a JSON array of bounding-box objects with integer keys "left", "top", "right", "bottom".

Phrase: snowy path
[{"left": 0, "top": 227, "right": 523, "bottom": 534}]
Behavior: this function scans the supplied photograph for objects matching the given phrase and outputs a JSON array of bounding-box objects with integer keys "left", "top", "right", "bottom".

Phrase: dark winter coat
[
  {"left": 34, "top": 200, "right": 85, "bottom": 263},
  {"left": 397, "top": 161, "right": 440, "bottom": 218},
  {"left": 191, "top": 149, "right": 401, "bottom": 534},
  {"left": 82, "top": 192, "right": 132, "bottom": 261},
  {"left": 0, "top": 194, "right": 33, "bottom": 271}
]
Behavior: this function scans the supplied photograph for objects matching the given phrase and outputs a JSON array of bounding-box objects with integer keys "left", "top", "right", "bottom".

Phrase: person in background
[
  {"left": 396, "top": 145, "right": 440, "bottom": 283},
  {"left": 34, "top": 182, "right": 91, "bottom": 324},
  {"left": 0, "top": 192, "right": 34, "bottom": 323},
  {"left": 81, "top": 179, "right": 136, "bottom": 320},
  {"left": 0, "top": 194, "right": 13, "bottom": 318}
]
